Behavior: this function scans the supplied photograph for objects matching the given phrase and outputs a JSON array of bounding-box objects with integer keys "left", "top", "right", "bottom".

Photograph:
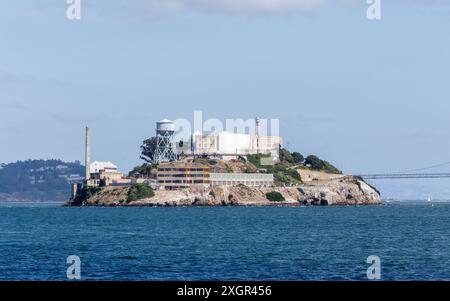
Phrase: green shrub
[
  {"left": 322, "top": 161, "right": 342, "bottom": 174},
  {"left": 208, "top": 159, "right": 218, "bottom": 165},
  {"left": 246, "top": 153, "right": 271, "bottom": 167},
  {"left": 128, "top": 163, "right": 153, "bottom": 177},
  {"left": 305, "top": 155, "right": 324, "bottom": 169},
  {"left": 292, "top": 152, "right": 304, "bottom": 164},
  {"left": 265, "top": 191, "right": 285, "bottom": 202},
  {"left": 127, "top": 184, "right": 155, "bottom": 202},
  {"left": 279, "top": 148, "right": 294, "bottom": 164},
  {"left": 225, "top": 163, "right": 233, "bottom": 173},
  {"left": 286, "top": 169, "right": 301, "bottom": 181},
  {"left": 238, "top": 156, "right": 247, "bottom": 163},
  {"left": 266, "top": 163, "right": 302, "bottom": 186},
  {"left": 305, "top": 155, "right": 342, "bottom": 174}
]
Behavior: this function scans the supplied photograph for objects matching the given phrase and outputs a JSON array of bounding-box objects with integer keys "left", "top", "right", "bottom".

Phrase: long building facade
[
  {"left": 189, "top": 117, "right": 282, "bottom": 158},
  {"left": 191, "top": 132, "right": 282, "bottom": 156},
  {"left": 156, "top": 162, "right": 274, "bottom": 190},
  {"left": 156, "top": 162, "right": 211, "bottom": 190}
]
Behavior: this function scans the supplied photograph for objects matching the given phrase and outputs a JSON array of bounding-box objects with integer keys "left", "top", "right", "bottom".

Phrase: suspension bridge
[
  {"left": 356, "top": 162, "right": 450, "bottom": 180},
  {"left": 357, "top": 173, "right": 450, "bottom": 180}
]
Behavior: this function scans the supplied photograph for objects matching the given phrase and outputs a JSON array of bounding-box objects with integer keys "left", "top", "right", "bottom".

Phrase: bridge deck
[{"left": 358, "top": 173, "right": 450, "bottom": 179}]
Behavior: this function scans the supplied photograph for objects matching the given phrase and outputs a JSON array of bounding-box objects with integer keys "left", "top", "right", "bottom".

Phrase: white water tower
[{"left": 155, "top": 119, "right": 177, "bottom": 163}]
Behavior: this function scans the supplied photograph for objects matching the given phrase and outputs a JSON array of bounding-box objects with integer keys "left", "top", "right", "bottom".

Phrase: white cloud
[{"left": 143, "top": 0, "right": 327, "bottom": 15}]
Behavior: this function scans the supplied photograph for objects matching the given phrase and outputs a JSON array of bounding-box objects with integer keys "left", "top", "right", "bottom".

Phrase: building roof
[
  {"left": 158, "top": 118, "right": 173, "bottom": 123},
  {"left": 90, "top": 161, "right": 118, "bottom": 173}
]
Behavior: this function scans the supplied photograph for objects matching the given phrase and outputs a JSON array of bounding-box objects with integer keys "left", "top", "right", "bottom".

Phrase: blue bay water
[{"left": 0, "top": 203, "right": 449, "bottom": 280}]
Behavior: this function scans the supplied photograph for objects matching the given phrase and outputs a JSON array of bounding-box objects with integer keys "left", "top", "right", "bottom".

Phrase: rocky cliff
[{"left": 67, "top": 176, "right": 381, "bottom": 207}]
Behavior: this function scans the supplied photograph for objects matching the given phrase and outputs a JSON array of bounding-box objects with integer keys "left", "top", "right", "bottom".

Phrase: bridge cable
[{"left": 390, "top": 161, "right": 450, "bottom": 175}]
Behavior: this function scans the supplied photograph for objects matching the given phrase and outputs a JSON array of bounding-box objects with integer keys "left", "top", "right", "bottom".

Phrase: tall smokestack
[
  {"left": 255, "top": 117, "right": 261, "bottom": 153},
  {"left": 85, "top": 126, "right": 91, "bottom": 181},
  {"left": 255, "top": 117, "right": 261, "bottom": 136}
]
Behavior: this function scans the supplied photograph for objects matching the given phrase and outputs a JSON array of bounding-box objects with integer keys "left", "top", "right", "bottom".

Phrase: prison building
[
  {"left": 191, "top": 132, "right": 282, "bottom": 157},
  {"left": 156, "top": 162, "right": 211, "bottom": 190},
  {"left": 190, "top": 117, "right": 282, "bottom": 159},
  {"left": 210, "top": 173, "right": 274, "bottom": 188}
]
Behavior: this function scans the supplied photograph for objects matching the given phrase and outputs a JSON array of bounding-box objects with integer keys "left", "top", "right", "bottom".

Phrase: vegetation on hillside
[
  {"left": 291, "top": 152, "right": 304, "bottom": 164},
  {"left": 266, "top": 163, "right": 302, "bottom": 186},
  {"left": 128, "top": 163, "right": 154, "bottom": 177},
  {"left": 127, "top": 184, "right": 155, "bottom": 202},
  {"left": 279, "top": 148, "right": 295, "bottom": 164},
  {"left": 265, "top": 191, "right": 285, "bottom": 202},
  {"left": 245, "top": 148, "right": 342, "bottom": 186},
  {"left": 304, "top": 155, "right": 341, "bottom": 174},
  {"left": 246, "top": 153, "right": 271, "bottom": 167},
  {"left": 279, "top": 148, "right": 341, "bottom": 174},
  {"left": 0, "top": 159, "right": 84, "bottom": 201},
  {"left": 140, "top": 137, "right": 157, "bottom": 163},
  {"left": 247, "top": 153, "right": 301, "bottom": 185}
]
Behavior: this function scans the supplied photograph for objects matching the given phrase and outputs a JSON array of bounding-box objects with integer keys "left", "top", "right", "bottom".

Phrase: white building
[
  {"left": 190, "top": 117, "right": 282, "bottom": 158},
  {"left": 192, "top": 132, "right": 281, "bottom": 156},
  {"left": 89, "top": 161, "right": 126, "bottom": 186},
  {"left": 90, "top": 161, "right": 119, "bottom": 174}
]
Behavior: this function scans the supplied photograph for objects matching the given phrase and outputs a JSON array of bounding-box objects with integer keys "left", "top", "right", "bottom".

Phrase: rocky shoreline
[{"left": 66, "top": 176, "right": 382, "bottom": 207}]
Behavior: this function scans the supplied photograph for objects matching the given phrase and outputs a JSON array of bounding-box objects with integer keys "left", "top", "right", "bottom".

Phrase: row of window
[
  {"left": 211, "top": 181, "right": 272, "bottom": 186},
  {"left": 157, "top": 168, "right": 209, "bottom": 172},
  {"left": 210, "top": 175, "right": 273, "bottom": 180},
  {"left": 157, "top": 174, "right": 209, "bottom": 178},
  {"left": 160, "top": 180, "right": 210, "bottom": 184}
]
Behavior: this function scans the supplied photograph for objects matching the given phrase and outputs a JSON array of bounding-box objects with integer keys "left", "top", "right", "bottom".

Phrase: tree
[
  {"left": 305, "top": 155, "right": 324, "bottom": 170},
  {"left": 128, "top": 164, "right": 153, "bottom": 177},
  {"left": 140, "top": 137, "right": 157, "bottom": 163},
  {"left": 265, "top": 191, "right": 285, "bottom": 202},
  {"left": 246, "top": 153, "right": 270, "bottom": 168},
  {"left": 279, "top": 148, "right": 294, "bottom": 164},
  {"left": 292, "top": 152, "right": 304, "bottom": 164},
  {"left": 305, "top": 155, "right": 342, "bottom": 174},
  {"left": 127, "top": 184, "right": 155, "bottom": 202}
]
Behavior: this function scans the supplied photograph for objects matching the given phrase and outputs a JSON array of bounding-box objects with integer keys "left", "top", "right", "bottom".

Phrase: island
[{"left": 67, "top": 122, "right": 381, "bottom": 207}]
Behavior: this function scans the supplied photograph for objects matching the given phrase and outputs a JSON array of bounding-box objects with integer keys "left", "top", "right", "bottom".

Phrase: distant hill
[{"left": 0, "top": 160, "right": 85, "bottom": 202}]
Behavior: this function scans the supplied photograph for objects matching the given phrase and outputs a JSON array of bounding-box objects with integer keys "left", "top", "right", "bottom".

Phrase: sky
[{"left": 1, "top": 0, "right": 450, "bottom": 199}]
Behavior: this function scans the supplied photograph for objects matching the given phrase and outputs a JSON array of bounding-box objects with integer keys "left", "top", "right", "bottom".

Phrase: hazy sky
[{"left": 1, "top": 1, "right": 450, "bottom": 198}]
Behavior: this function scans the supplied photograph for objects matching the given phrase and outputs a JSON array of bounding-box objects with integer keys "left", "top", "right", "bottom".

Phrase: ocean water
[{"left": 0, "top": 202, "right": 449, "bottom": 280}]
